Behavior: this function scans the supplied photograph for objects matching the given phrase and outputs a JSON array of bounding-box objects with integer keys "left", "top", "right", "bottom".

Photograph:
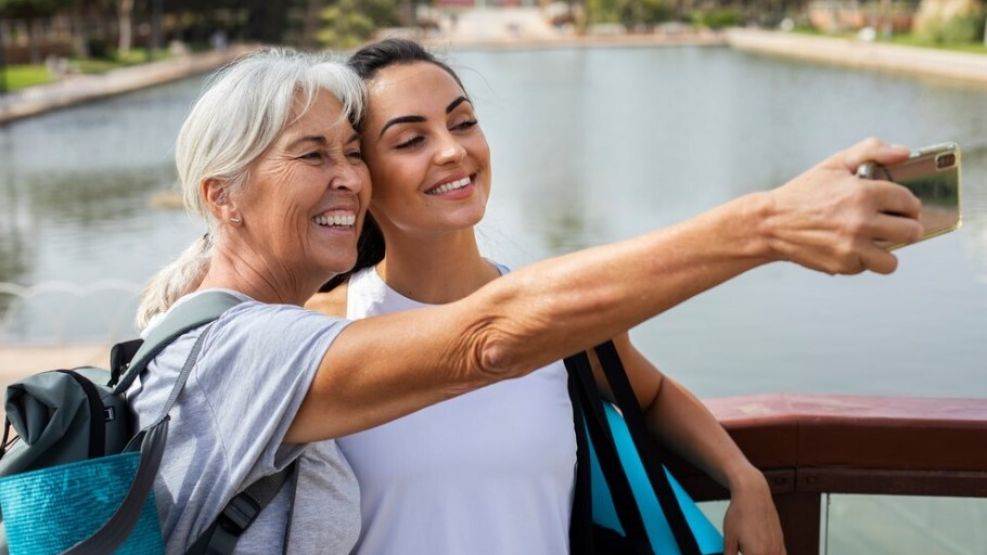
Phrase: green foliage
[
  {"left": 891, "top": 32, "right": 987, "bottom": 52},
  {"left": 3, "top": 64, "right": 50, "bottom": 90},
  {"left": 586, "top": 0, "right": 621, "bottom": 24},
  {"left": 318, "top": 0, "right": 403, "bottom": 49},
  {"left": 2, "top": 64, "right": 53, "bottom": 91},
  {"left": 0, "top": 0, "right": 72, "bottom": 19},
  {"left": 918, "top": 9, "right": 987, "bottom": 44},
  {"left": 587, "top": 0, "right": 674, "bottom": 26},
  {"left": 72, "top": 48, "right": 167, "bottom": 73},
  {"left": 690, "top": 7, "right": 742, "bottom": 29}
]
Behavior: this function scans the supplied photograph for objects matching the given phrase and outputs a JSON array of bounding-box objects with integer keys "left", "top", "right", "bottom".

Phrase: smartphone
[{"left": 856, "top": 142, "right": 962, "bottom": 248}]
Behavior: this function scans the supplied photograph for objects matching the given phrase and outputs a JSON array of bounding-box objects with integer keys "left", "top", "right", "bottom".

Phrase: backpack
[{"left": 0, "top": 291, "right": 295, "bottom": 554}]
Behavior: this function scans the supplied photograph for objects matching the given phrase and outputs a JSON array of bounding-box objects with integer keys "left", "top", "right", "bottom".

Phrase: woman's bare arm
[{"left": 285, "top": 138, "right": 922, "bottom": 443}]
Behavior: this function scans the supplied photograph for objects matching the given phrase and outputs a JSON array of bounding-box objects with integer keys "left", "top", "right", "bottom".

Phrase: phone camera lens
[{"left": 936, "top": 153, "right": 956, "bottom": 169}]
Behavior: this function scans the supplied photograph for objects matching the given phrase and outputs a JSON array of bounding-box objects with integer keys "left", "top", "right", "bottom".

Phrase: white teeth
[
  {"left": 428, "top": 176, "right": 471, "bottom": 195},
  {"left": 313, "top": 212, "right": 356, "bottom": 227}
]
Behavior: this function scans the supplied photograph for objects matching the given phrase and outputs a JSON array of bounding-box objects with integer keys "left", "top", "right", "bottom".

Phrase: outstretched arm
[{"left": 286, "top": 138, "right": 921, "bottom": 444}]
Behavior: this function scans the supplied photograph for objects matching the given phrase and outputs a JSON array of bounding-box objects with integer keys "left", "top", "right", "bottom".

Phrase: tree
[
  {"left": 117, "top": 0, "right": 133, "bottom": 56},
  {"left": 318, "top": 0, "right": 402, "bottom": 48}
]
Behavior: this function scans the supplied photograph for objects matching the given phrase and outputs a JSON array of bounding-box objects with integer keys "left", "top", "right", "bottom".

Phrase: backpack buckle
[{"left": 218, "top": 494, "right": 262, "bottom": 536}]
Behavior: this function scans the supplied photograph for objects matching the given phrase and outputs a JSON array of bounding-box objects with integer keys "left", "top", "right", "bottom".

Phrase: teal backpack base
[{"left": 0, "top": 452, "right": 165, "bottom": 554}]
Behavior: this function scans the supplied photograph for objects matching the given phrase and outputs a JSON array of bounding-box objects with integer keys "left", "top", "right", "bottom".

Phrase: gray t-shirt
[{"left": 127, "top": 290, "right": 360, "bottom": 554}]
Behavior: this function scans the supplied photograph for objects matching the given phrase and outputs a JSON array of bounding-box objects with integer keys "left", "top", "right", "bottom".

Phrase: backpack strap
[
  {"left": 61, "top": 322, "right": 214, "bottom": 554},
  {"left": 111, "top": 291, "right": 243, "bottom": 395},
  {"left": 185, "top": 463, "right": 298, "bottom": 555},
  {"left": 85, "top": 290, "right": 297, "bottom": 555}
]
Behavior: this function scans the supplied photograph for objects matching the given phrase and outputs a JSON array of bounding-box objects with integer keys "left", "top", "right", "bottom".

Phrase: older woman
[{"left": 133, "top": 48, "right": 920, "bottom": 553}]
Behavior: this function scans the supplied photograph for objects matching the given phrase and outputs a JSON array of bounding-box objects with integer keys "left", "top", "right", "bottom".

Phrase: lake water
[{"left": 1, "top": 45, "right": 986, "bottom": 552}]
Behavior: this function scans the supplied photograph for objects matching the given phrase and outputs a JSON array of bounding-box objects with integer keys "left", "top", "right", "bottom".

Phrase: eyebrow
[
  {"left": 288, "top": 133, "right": 360, "bottom": 149},
  {"left": 446, "top": 96, "right": 469, "bottom": 113},
  {"left": 287, "top": 135, "right": 328, "bottom": 150},
  {"left": 379, "top": 115, "right": 425, "bottom": 138},
  {"left": 378, "top": 96, "right": 473, "bottom": 138}
]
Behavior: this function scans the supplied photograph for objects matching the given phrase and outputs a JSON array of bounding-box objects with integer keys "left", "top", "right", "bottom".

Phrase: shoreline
[
  {"left": 3, "top": 30, "right": 985, "bottom": 125},
  {"left": 0, "top": 45, "right": 256, "bottom": 125},
  {"left": 423, "top": 30, "right": 726, "bottom": 51},
  {"left": 725, "top": 28, "right": 987, "bottom": 86}
]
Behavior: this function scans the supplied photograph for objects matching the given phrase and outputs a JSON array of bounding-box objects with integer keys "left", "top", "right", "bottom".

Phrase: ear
[{"left": 201, "top": 178, "right": 239, "bottom": 222}]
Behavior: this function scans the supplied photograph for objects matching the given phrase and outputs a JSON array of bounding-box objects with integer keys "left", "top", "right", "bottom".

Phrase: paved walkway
[
  {"left": 0, "top": 45, "right": 255, "bottom": 124},
  {"left": 0, "top": 343, "right": 110, "bottom": 383},
  {"left": 727, "top": 28, "right": 987, "bottom": 85}
]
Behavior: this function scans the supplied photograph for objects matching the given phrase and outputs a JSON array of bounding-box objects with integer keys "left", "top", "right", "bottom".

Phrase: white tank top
[{"left": 338, "top": 265, "right": 576, "bottom": 554}]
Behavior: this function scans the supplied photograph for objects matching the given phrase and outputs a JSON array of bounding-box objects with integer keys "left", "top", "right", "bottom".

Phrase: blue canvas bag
[{"left": 565, "top": 342, "right": 724, "bottom": 555}]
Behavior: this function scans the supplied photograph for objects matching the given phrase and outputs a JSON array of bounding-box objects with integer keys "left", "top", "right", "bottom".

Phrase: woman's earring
[{"left": 230, "top": 216, "right": 242, "bottom": 224}]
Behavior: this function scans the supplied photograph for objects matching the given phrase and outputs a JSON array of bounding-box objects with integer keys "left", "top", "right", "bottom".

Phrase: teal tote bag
[{"left": 565, "top": 342, "right": 724, "bottom": 555}]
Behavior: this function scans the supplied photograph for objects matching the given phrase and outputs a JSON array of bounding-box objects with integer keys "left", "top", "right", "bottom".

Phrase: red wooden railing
[{"left": 669, "top": 394, "right": 987, "bottom": 554}]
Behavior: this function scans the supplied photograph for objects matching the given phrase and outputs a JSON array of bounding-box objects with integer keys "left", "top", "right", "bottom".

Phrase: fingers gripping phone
[{"left": 856, "top": 142, "right": 962, "bottom": 248}]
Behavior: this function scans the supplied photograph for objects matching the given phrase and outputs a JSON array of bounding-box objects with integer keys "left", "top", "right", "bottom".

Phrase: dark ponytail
[{"left": 320, "top": 38, "right": 469, "bottom": 292}]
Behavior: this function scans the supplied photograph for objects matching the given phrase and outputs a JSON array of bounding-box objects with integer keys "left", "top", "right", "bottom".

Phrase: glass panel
[{"left": 826, "top": 494, "right": 987, "bottom": 554}]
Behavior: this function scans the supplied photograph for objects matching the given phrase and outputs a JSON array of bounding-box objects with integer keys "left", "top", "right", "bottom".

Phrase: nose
[
  {"left": 434, "top": 131, "right": 467, "bottom": 166},
  {"left": 331, "top": 159, "right": 369, "bottom": 195}
]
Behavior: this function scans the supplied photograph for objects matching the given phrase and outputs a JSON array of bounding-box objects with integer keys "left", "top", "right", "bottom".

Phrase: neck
[
  {"left": 198, "top": 241, "right": 320, "bottom": 307},
  {"left": 376, "top": 227, "right": 499, "bottom": 304}
]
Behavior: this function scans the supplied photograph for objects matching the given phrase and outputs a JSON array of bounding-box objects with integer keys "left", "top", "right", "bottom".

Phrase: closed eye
[
  {"left": 396, "top": 136, "right": 425, "bottom": 149},
  {"left": 453, "top": 120, "right": 478, "bottom": 131},
  {"left": 299, "top": 151, "right": 325, "bottom": 161}
]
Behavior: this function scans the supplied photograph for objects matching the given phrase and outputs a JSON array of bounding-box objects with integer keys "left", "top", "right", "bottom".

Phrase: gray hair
[{"left": 136, "top": 48, "right": 365, "bottom": 331}]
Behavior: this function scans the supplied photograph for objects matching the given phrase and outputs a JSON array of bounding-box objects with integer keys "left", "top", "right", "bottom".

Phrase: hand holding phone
[{"left": 856, "top": 142, "right": 962, "bottom": 249}]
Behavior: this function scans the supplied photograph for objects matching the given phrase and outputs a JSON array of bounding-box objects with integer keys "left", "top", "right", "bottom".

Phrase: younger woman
[{"left": 309, "top": 39, "right": 919, "bottom": 555}]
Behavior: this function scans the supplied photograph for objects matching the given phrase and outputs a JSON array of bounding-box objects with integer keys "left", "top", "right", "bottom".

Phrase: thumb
[{"left": 839, "top": 137, "right": 910, "bottom": 172}]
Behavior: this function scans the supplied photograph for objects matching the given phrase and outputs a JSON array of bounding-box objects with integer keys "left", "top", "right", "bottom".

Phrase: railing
[{"left": 669, "top": 394, "right": 987, "bottom": 554}]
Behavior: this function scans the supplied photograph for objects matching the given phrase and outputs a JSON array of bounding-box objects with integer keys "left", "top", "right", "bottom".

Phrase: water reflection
[
  {"left": 959, "top": 144, "right": 987, "bottom": 282},
  {"left": 458, "top": 46, "right": 987, "bottom": 400},
  {"left": 0, "top": 47, "right": 985, "bottom": 394},
  {"left": 0, "top": 77, "right": 205, "bottom": 339}
]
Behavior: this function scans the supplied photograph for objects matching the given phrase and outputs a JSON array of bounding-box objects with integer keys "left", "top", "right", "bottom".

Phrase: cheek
[{"left": 373, "top": 160, "right": 420, "bottom": 204}]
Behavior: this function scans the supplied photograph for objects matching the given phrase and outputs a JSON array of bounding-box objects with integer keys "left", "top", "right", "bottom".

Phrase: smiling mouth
[
  {"left": 426, "top": 175, "right": 473, "bottom": 195},
  {"left": 312, "top": 211, "right": 356, "bottom": 229}
]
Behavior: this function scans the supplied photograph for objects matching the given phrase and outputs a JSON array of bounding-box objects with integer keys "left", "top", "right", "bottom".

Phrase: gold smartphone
[{"left": 856, "top": 142, "right": 962, "bottom": 248}]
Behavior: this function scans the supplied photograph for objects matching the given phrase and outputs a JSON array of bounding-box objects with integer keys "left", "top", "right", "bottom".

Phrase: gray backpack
[{"left": 0, "top": 291, "right": 295, "bottom": 554}]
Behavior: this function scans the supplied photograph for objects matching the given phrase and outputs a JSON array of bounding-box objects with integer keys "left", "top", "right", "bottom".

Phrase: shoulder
[
  {"left": 306, "top": 283, "right": 348, "bottom": 318},
  {"left": 202, "top": 299, "right": 350, "bottom": 365}
]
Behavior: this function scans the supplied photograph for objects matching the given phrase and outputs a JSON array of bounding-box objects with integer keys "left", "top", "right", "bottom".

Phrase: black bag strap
[
  {"left": 57, "top": 370, "right": 107, "bottom": 459},
  {"left": 67, "top": 291, "right": 297, "bottom": 555},
  {"left": 110, "top": 339, "right": 144, "bottom": 386},
  {"left": 567, "top": 366, "right": 594, "bottom": 555},
  {"left": 564, "top": 350, "right": 651, "bottom": 552},
  {"left": 112, "top": 291, "right": 243, "bottom": 393},
  {"left": 593, "top": 341, "right": 702, "bottom": 555},
  {"left": 61, "top": 321, "right": 214, "bottom": 554},
  {"left": 185, "top": 462, "right": 298, "bottom": 555}
]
